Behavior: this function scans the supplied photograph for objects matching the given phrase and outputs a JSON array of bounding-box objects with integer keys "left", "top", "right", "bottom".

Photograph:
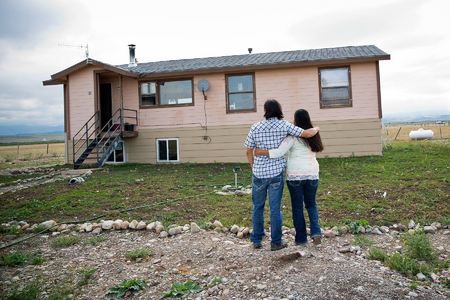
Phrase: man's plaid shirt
[{"left": 244, "top": 118, "right": 303, "bottom": 178}]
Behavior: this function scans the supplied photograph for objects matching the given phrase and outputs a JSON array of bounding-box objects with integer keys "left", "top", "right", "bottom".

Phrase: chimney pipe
[
  {"left": 248, "top": 48, "right": 253, "bottom": 54},
  {"left": 128, "top": 44, "right": 137, "bottom": 67}
]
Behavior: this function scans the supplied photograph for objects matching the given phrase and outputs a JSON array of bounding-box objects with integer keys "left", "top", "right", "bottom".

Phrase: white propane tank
[{"left": 409, "top": 128, "right": 434, "bottom": 140}]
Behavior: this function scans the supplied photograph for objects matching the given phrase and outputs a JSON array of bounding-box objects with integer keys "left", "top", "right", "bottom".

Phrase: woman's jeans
[
  {"left": 250, "top": 172, "right": 284, "bottom": 246},
  {"left": 287, "top": 179, "right": 321, "bottom": 244}
]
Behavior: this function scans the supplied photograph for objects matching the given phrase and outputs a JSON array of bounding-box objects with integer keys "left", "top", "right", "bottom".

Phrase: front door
[{"left": 100, "top": 83, "right": 112, "bottom": 130}]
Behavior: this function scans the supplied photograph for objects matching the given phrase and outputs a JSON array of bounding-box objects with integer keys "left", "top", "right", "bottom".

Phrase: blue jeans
[
  {"left": 250, "top": 172, "right": 284, "bottom": 246},
  {"left": 287, "top": 179, "right": 321, "bottom": 244}
]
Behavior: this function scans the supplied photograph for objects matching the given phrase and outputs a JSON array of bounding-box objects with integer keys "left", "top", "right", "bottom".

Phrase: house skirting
[{"left": 65, "top": 118, "right": 382, "bottom": 165}]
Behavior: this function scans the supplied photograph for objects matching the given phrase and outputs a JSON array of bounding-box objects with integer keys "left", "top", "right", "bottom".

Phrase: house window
[
  {"left": 140, "top": 79, "right": 193, "bottom": 107},
  {"left": 319, "top": 67, "right": 352, "bottom": 108},
  {"left": 156, "top": 138, "right": 179, "bottom": 162},
  {"left": 106, "top": 141, "right": 125, "bottom": 163},
  {"left": 226, "top": 74, "right": 255, "bottom": 112}
]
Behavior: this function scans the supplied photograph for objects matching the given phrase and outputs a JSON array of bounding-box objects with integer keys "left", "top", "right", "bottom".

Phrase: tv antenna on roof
[{"left": 58, "top": 43, "right": 89, "bottom": 59}]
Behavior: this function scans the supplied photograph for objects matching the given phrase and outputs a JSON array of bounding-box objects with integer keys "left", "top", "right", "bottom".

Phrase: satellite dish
[
  {"left": 197, "top": 80, "right": 209, "bottom": 92},
  {"left": 197, "top": 80, "right": 209, "bottom": 100}
]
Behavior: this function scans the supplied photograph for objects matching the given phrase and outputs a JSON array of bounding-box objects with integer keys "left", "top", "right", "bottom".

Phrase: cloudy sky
[{"left": 0, "top": 0, "right": 449, "bottom": 131}]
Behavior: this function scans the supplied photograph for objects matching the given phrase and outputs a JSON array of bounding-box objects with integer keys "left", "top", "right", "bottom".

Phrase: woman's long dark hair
[{"left": 294, "top": 109, "right": 324, "bottom": 152}]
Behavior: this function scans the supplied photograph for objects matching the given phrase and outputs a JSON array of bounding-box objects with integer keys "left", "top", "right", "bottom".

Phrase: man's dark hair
[{"left": 264, "top": 99, "right": 284, "bottom": 120}]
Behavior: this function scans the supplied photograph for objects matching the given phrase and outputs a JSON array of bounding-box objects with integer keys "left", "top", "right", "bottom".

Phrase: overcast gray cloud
[{"left": 0, "top": 0, "right": 449, "bottom": 133}]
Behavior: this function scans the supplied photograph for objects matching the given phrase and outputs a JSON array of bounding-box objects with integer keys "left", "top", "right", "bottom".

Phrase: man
[{"left": 244, "top": 99, "right": 319, "bottom": 251}]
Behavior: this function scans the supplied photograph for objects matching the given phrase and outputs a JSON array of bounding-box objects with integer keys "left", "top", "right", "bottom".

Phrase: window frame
[
  {"left": 156, "top": 138, "right": 180, "bottom": 163},
  {"left": 225, "top": 73, "right": 257, "bottom": 114},
  {"left": 139, "top": 78, "right": 194, "bottom": 109},
  {"left": 318, "top": 66, "right": 353, "bottom": 109}
]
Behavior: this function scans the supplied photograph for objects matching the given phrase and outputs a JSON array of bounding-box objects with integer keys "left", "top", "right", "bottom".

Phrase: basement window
[
  {"left": 226, "top": 74, "right": 256, "bottom": 113},
  {"left": 140, "top": 79, "right": 193, "bottom": 108},
  {"left": 156, "top": 138, "right": 179, "bottom": 162},
  {"left": 319, "top": 67, "right": 352, "bottom": 108}
]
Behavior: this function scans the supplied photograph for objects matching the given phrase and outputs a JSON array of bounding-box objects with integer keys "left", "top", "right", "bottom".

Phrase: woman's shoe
[{"left": 312, "top": 236, "right": 322, "bottom": 245}]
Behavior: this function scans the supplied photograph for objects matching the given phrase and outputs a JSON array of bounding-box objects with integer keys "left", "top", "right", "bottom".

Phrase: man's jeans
[
  {"left": 250, "top": 172, "right": 284, "bottom": 246},
  {"left": 287, "top": 179, "right": 321, "bottom": 244}
]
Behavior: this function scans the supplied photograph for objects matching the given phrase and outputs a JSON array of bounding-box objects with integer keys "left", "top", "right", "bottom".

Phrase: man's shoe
[
  {"left": 270, "top": 240, "right": 288, "bottom": 251},
  {"left": 253, "top": 243, "right": 262, "bottom": 249},
  {"left": 312, "top": 236, "right": 322, "bottom": 245}
]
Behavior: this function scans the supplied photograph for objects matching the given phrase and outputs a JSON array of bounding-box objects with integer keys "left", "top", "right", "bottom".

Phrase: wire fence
[
  {"left": 0, "top": 143, "right": 65, "bottom": 161},
  {"left": 383, "top": 122, "right": 449, "bottom": 141}
]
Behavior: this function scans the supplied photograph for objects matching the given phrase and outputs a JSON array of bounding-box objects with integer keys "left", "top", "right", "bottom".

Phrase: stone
[
  {"left": 213, "top": 220, "right": 223, "bottom": 228},
  {"left": 236, "top": 232, "right": 244, "bottom": 239},
  {"left": 430, "top": 273, "right": 439, "bottom": 283},
  {"left": 190, "top": 222, "right": 201, "bottom": 233},
  {"left": 338, "top": 226, "right": 349, "bottom": 235},
  {"left": 408, "top": 291, "right": 418, "bottom": 298},
  {"left": 159, "top": 231, "right": 168, "bottom": 238},
  {"left": 222, "top": 185, "right": 233, "bottom": 191},
  {"left": 101, "top": 220, "right": 114, "bottom": 230},
  {"left": 39, "top": 220, "right": 57, "bottom": 230},
  {"left": 120, "top": 221, "right": 129, "bottom": 230},
  {"left": 147, "top": 222, "right": 156, "bottom": 231},
  {"left": 443, "top": 230, "right": 450, "bottom": 235},
  {"left": 92, "top": 227, "right": 102, "bottom": 234},
  {"left": 256, "top": 284, "right": 267, "bottom": 290},
  {"left": 113, "top": 220, "right": 123, "bottom": 230},
  {"left": 21, "top": 223, "right": 30, "bottom": 230},
  {"left": 397, "top": 224, "right": 406, "bottom": 231},
  {"left": 182, "top": 224, "right": 190, "bottom": 231},
  {"left": 431, "top": 222, "right": 442, "bottom": 229},
  {"left": 230, "top": 225, "right": 239, "bottom": 234},
  {"left": 357, "top": 226, "right": 366, "bottom": 234},
  {"left": 51, "top": 231, "right": 60, "bottom": 236},
  {"left": 423, "top": 226, "right": 436, "bottom": 234},
  {"left": 338, "top": 246, "right": 352, "bottom": 253},
  {"left": 129, "top": 220, "right": 138, "bottom": 229},
  {"left": 408, "top": 220, "right": 416, "bottom": 229},
  {"left": 136, "top": 221, "right": 147, "bottom": 230},
  {"left": 155, "top": 224, "right": 165, "bottom": 234},
  {"left": 85, "top": 223, "right": 93, "bottom": 232},
  {"left": 168, "top": 226, "right": 182, "bottom": 236},
  {"left": 380, "top": 226, "right": 389, "bottom": 233},
  {"left": 242, "top": 227, "right": 250, "bottom": 237},
  {"left": 324, "top": 230, "right": 335, "bottom": 238},
  {"left": 416, "top": 273, "right": 426, "bottom": 281},
  {"left": 57, "top": 224, "right": 68, "bottom": 232},
  {"left": 372, "top": 227, "right": 383, "bottom": 235}
]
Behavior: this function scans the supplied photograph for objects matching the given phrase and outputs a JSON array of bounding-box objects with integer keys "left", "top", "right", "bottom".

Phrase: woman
[{"left": 255, "top": 109, "right": 324, "bottom": 246}]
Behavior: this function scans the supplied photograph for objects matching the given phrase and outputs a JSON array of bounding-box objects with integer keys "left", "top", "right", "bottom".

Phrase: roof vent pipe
[
  {"left": 248, "top": 48, "right": 253, "bottom": 54},
  {"left": 128, "top": 44, "right": 137, "bottom": 67}
]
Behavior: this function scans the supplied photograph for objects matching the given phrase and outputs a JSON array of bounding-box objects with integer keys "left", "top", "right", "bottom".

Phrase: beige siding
[{"left": 125, "top": 118, "right": 382, "bottom": 163}]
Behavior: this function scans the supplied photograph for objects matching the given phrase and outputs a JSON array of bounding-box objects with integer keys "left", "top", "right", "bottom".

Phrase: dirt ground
[{"left": 1, "top": 228, "right": 448, "bottom": 299}]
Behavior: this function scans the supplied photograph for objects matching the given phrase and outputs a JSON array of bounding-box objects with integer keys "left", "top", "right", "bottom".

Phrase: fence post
[
  {"left": 394, "top": 127, "right": 402, "bottom": 141},
  {"left": 46, "top": 143, "right": 49, "bottom": 154}
]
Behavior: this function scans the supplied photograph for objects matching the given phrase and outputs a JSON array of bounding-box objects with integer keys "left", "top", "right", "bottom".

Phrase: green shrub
[
  {"left": 163, "top": 280, "right": 202, "bottom": 298},
  {"left": 368, "top": 247, "right": 388, "bottom": 262},
  {"left": 386, "top": 253, "right": 429, "bottom": 276},
  {"left": 31, "top": 256, "right": 45, "bottom": 265},
  {"left": 51, "top": 235, "right": 81, "bottom": 248},
  {"left": 78, "top": 268, "right": 97, "bottom": 287},
  {"left": 107, "top": 278, "right": 145, "bottom": 298},
  {"left": 84, "top": 236, "right": 108, "bottom": 246},
  {"left": 403, "top": 232, "right": 435, "bottom": 262},
  {"left": 5, "top": 281, "right": 41, "bottom": 300},
  {"left": 353, "top": 235, "right": 374, "bottom": 247},
  {"left": 1, "top": 251, "right": 28, "bottom": 267},
  {"left": 125, "top": 248, "right": 153, "bottom": 261}
]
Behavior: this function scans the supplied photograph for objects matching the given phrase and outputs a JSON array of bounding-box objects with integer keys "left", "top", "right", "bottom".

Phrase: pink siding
[
  {"left": 130, "top": 62, "right": 379, "bottom": 130},
  {"left": 68, "top": 62, "right": 379, "bottom": 135},
  {"left": 68, "top": 66, "right": 98, "bottom": 138}
]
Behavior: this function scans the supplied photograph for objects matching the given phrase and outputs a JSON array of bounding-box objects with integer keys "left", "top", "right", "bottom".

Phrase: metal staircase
[{"left": 72, "top": 108, "right": 137, "bottom": 169}]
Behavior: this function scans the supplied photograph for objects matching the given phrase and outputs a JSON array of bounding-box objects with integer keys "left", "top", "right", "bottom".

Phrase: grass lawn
[{"left": 0, "top": 141, "right": 448, "bottom": 228}]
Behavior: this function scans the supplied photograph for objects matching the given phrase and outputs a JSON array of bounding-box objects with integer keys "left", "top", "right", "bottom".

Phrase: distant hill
[
  {"left": 383, "top": 112, "right": 450, "bottom": 124},
  {"left": 0, "top": 124, "right": 64, "bottom": 136}
]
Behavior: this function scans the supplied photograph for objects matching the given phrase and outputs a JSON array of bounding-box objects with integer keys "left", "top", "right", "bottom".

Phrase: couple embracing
[{"left": 245, "top": 99, "right": 324, "bottom": 251}]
